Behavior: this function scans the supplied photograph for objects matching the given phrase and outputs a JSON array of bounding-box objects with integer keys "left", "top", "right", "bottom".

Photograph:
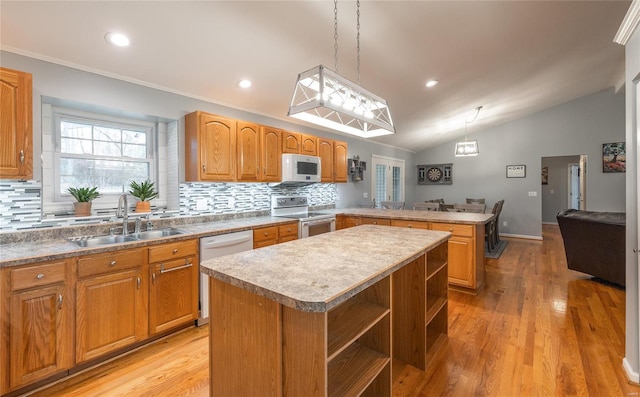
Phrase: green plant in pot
[
  {"left": 67, "top": 186, "right": 100, "bottom": 216},
  {"left": 129, "top": 180, "right": 158, "bottom": 212}
]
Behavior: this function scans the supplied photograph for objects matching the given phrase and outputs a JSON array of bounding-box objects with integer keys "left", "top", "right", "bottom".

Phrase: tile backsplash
[{"left": 1, "top": 180, "right": 338, "bottom": 231}]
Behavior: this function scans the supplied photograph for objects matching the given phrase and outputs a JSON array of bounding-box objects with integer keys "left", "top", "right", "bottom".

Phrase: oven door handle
[{"left": 302, "top": 218, "right": 335, "bottom": 227}]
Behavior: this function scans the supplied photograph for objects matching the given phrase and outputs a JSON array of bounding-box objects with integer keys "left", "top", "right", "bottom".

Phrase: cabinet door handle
[
  {"left": 110, "top": 260, "right": 117, "bottom": 266},
  {"left": 19, "top": 150, "right": 25, "bottom": 165},
  {"left": 137, "top": 276, "right": 141, "bottom": 289},
  {"left": 152, "top": 272, "right": 156, "bottom": 285},
  {"left": 202, "top": 164, "right": 206, "bottom": 172},
  {"left": 36, "top": 273, "right": 45, "bottom": 279},
  {"left": 160, "top": 262, "right": 193, "bottom": 274},
  {"left": 57, "top": 294, "right": 63, "bottom": 309}
]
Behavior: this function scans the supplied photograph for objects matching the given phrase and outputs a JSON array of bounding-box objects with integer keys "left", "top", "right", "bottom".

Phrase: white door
[
  {"left": 371, "top": 155, "right": 405, "bottom": 207},
  {"left": 568, "top": 163, "right": 580, "bottom": 209}
]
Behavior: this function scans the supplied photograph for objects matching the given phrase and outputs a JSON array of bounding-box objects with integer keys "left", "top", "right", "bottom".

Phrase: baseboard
[
  {"left": 500, "top": 233, "right": 543, "bottom": 241},
  {"left": 623, "top": 357, "right": 640, "bottom": 384},
  {"left": 541, "top": 221, "right": 558, "bottom": 225}
]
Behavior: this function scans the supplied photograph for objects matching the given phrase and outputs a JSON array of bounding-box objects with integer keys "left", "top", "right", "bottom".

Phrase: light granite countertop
[
  {"left": 200, "top": 225, "right": 451, "bottom": 312},
  {"left": 0, "top": 216, "right": 297, "bottom": 268},
  {"left": 329, "top": 207, "right": 494, "bottom": 224}
]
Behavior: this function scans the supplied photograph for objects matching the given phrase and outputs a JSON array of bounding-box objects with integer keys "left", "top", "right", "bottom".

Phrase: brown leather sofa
[{"left": 556, "top": 209, "right": 626, "bottom": 287}]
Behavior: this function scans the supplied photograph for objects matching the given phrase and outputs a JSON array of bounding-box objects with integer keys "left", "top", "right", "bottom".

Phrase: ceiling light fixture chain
[
  {"left": 334, "top": 0, "right": 339, "bottom": 73},
  {"left": 356, "top": 0, "right": 361, "bottom": 85}
]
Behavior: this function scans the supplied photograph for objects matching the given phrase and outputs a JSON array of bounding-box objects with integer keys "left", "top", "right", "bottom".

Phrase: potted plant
[
  {"left": 129, "top": 180, "right": 158, "bottom": 212},
  {"left": 67, "top": 186, "right": 100, "bottom": 216}
]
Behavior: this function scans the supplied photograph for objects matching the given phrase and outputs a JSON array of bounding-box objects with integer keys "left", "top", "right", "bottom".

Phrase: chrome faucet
[{"left": 117, "top": 194, "right": 129, "bottom": 236}]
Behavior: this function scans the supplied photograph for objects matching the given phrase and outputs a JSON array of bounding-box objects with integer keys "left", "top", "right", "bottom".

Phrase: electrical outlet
[
  {"left": 196, "top": 197, "right": 207, "bottom": 211},
  {"left": 503, "top": 221, "right": 508, "bottom": 227},
  {"left": 228, "top": 197, "right": 235, "bottom": 207},
  {"left": 363, "top": 192, "right": 368, "bottom": 198}
]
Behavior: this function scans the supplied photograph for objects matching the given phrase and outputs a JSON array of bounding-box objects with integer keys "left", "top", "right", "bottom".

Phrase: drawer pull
[
  {"left": 36, "top": 273, "right": 45, "bottom": 280},
  {"left": 19, "top": 150, "right": 25, "bottom": 164},
  {"left": 449, "top": 228, "right": 453, "bottom": 232},
  {"left": 408, "top": 225, "right": 412, "bottom": 228},
  {"left": 160, "top": 262, "right": 193, "bottom": 274},
  {"left": 264, "top": 232, "right": 269, "bottom": 236},
  {"left": 172, "top": 249, "right": 179, "bottom": 254},
  {"left": 110, "top": 260, "right": 117, "bottom": 266}
]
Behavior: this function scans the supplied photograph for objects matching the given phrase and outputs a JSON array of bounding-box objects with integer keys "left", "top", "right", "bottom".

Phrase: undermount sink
[{"left": 68, "top": 228, "right": 184, "bottom": 248}]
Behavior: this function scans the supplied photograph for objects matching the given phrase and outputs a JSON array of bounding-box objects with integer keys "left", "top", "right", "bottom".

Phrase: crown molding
[{"left": 615, "top": 0, "right": 640, "bottom": 45}]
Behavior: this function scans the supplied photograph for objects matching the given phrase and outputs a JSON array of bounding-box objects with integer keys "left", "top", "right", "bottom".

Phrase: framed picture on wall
[
  {"left": 541, "top": 167, "right": 548, "bottom": 185},
  {"left": 506, "top": 165, "right": 526, "bottom": 178},
  {"left": 602, "top": 142, "right": 626, "bottom": 173}
]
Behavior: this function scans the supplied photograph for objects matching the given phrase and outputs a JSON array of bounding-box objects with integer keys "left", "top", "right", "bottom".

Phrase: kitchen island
[{"left": 200, "top": 225, "right": 451, "bottom": 396}]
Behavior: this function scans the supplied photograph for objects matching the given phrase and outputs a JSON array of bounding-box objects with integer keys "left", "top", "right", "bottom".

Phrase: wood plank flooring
[{"left": 26, "top": 225, "right": 640, "bottom": 397}]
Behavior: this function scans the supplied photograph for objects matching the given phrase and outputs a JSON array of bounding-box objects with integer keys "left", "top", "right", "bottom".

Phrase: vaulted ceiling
[{"left": 0, "top": 1, "right": 631, "bottom": 152}]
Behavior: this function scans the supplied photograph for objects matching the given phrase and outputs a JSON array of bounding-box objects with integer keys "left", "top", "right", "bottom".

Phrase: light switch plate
[
  {"left": 196, "top": 197, "right": 207, "bottom": 210},
  {"left": 528, "top": 191, "right": 537, "bottom": 197}
]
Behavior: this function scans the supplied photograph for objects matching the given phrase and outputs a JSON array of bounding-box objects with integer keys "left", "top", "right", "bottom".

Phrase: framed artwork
[
  {"left": 541, "top": 166, "right": 548, "bottom": 185},
  {"left": 602, "top": 142, "right": 625, "bottom": 173},
  {"left": 506, "top": 165, "right": 526, "bottom": 178}
]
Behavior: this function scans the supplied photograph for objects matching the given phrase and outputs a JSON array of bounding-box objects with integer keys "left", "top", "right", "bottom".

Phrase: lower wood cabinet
[
  {"left": 253, "top": 223, "right": 298, "bottom": 248},
  {"left": 2, "top": 260, "right": 73, "bottom": 393},
  {"left": 361, "top": 217, "right": 391, "bottom": 226},
  {"left": 278, "top": 224, "right": 298, "bottom": 243},
  {"left": 75, "top": 249, "right": 147, "bottom": 363},
  {"left": 430, "top": 222, "right": 483, "bottom": 292},
  {"left": 148, "top": 240, "right": 199, "bottom": 334}
]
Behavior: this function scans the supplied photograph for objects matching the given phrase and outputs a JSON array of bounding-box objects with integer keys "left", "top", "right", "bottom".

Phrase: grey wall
[
  {"left": 415, "top": 88, "right": 626, "bottom": 238},
  {"left": 541, "top": 155, "right": 580, "bottom": 223},
  {"left": 623, "top": 20, "right": 640, "bottom": 382},
  {"left": 0, "top": 50, "right": 413, "bottom": 213}
]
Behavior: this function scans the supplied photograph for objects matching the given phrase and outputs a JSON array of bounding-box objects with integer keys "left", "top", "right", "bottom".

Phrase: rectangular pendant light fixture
[
  {"left": 454, "top": 140, "right": 479, "bottom": 157},
  {"left": 288, "top": 65, "right": 395, "bottom": 138}
]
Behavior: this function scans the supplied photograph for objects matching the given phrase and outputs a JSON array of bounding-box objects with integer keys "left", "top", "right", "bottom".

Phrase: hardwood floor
[{"left": 27, "top": 225, "right": 639, "bottom": 397}]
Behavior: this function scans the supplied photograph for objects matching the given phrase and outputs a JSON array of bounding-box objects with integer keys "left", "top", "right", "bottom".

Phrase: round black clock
[{"left": 427, "top": 167, "right": 442, "bottom": 182}]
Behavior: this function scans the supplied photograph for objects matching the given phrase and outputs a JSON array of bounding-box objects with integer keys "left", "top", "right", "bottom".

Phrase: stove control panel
[{"left": 272, "top": 196, "right": 308, "bottom": 209}]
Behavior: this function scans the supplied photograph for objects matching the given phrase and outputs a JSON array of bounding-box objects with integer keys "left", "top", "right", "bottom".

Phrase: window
[
  {"left": 52, "top": 106, "right": 157, "bottom": 204},
  {"left": 371, "top": 155, "right": 405, "bottom": 206}
]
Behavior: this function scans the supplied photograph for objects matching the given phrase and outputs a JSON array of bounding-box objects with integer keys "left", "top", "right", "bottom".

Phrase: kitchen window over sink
[{"left": 41, "top": 99, "right": 170, "bottom": 216}]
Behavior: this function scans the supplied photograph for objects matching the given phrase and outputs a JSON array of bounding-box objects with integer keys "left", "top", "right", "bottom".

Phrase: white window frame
[
  {"left": 371, "top": 154, "right": 405, "bottom": 205},
  {"left": 46, "top": 105, "right": 161, "bottom": 214}
]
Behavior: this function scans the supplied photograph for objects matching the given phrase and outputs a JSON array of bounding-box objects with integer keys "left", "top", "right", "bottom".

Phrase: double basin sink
[{"left": 68, "top": 228, "right": 184, "bottom": 248}]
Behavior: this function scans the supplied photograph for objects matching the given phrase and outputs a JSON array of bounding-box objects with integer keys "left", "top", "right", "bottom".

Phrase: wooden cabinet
[
  {"left": 185, "top": 111, "right": 236, "bottom": 181},
  {"left": 236, "top": 121, "right": 261, "bottom": 182},
  {"left": 318, "top": 138, "right": 348, "bottom": 183},
  {"left": 300, "top": 134, "right": 318, "bottom": 155},
  {"left": 0, "top": 67, "right": 33, "bottom": 180},
  {"left": 148, "top": 239, "right": 199, "bottom": 334},
  {"left": 75, "top": 249, "right": 146, "bottom": 363},
  {"left": 317, "top": 138, "right": 334, "bottom": 182},
  {"left": 260, "top": 126, "right": 282, "bottom": 182},
  {"left": 333, "top": 140, "right": 348, "bottom": 182},
  {"left": 339, "top": 215, "right": 362, "bottom": 229},
  {"left": 278, "top": 223, "right": 298, "bottom": 243},
  {"left": 430, "top": 222, "right": 484, "bottom": 292},
  {"left": 253, "top": 223, "right": 298, "bottom": 248},
  {"left": 391, "top": 219, "right": 429, "bottom": 229},
  {"left": 2, "top": 260, "right": 72, "bottom": 392},
  {"left": 361, "top": 217, "right": 391, "bottom": 226}
]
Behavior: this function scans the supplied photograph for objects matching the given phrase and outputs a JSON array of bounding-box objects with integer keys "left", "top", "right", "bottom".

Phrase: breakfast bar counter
[{"left": 200, "top": 225, "right": 451, "bottom": 396}]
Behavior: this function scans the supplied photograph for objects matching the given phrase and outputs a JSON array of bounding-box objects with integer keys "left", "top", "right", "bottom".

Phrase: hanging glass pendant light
[
  {"left": 455, "top": 106, "right": 482, "bottom": 157},
  {"left": 288, "top": 1, "right": 395, "bottom": 138}
]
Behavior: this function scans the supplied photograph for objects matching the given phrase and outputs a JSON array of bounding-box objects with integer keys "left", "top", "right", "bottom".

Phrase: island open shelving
[{"left": 201, "top": 225, "right": 451, "bottom": 396}]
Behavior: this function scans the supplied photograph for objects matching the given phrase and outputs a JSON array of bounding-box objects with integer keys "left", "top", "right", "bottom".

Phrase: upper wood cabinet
[
  {"left": 185, "top": 111, "right": 236, "bottom": 181},
  {"left": 317, "top": 138, "right": 334, "bottom": 182},
  {"left": 261, "top": 126, "right": 282, "bottom": 182},
  {"left": 318, "top": 138, "right": 348, "bottom": 183},
  {"left": 0, "top": 67, "right": 33, "bottom": 180},
  {"left": 236, "top": 121, "right": 261, "bottom": 182},
  {"left": 300, "top": 134, "right": 318, "bottom": 156},
  {"left": 333, "top": 140, "right": 348, "bottom": 182},
  {"left": 282, "top": 131, "right": 301, "bottom": 154}
]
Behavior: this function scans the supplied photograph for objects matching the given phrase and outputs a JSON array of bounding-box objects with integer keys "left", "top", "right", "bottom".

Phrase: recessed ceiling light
[
  {"left": 237, "top": 79, "right": 252, "bottom": 88},
  {"left": 426, "top": 80, "right": 438, "bottom": 88},
  {"left": 105, "top": 32, "right": 130, "bottom": 47}
]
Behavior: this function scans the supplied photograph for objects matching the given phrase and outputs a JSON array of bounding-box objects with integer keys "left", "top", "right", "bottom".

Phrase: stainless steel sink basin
[
  {"left": 68, "top": 228, "right": 183, "bottom": 247},
  {"left": 69, "top": 234, "right": 139, "bottom": 248},
  {"left": 135, "top": 228, "right": 183, "bottom": 240}
]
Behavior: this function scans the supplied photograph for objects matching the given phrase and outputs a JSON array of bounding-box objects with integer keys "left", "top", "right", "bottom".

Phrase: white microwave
[{"left": 279, "top": 153, "right": 321, "bottom": 185}]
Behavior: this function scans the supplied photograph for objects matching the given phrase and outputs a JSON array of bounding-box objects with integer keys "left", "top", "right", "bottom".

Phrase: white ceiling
[{"left": 0, "top": 1, "right": 631, "bottom": 152}]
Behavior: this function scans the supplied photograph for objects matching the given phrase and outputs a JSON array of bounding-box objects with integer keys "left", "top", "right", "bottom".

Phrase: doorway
[
  {"left": 568, "top": 163, "right": 580, "bottom": 209},
  {"left": 541, "top": 155, "right": 587, "bottom": 223}
]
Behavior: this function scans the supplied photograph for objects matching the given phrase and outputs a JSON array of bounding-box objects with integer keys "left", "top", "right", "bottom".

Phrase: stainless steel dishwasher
[{"left": 198, "top": 230, "right": 254, "bottom": 326}]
